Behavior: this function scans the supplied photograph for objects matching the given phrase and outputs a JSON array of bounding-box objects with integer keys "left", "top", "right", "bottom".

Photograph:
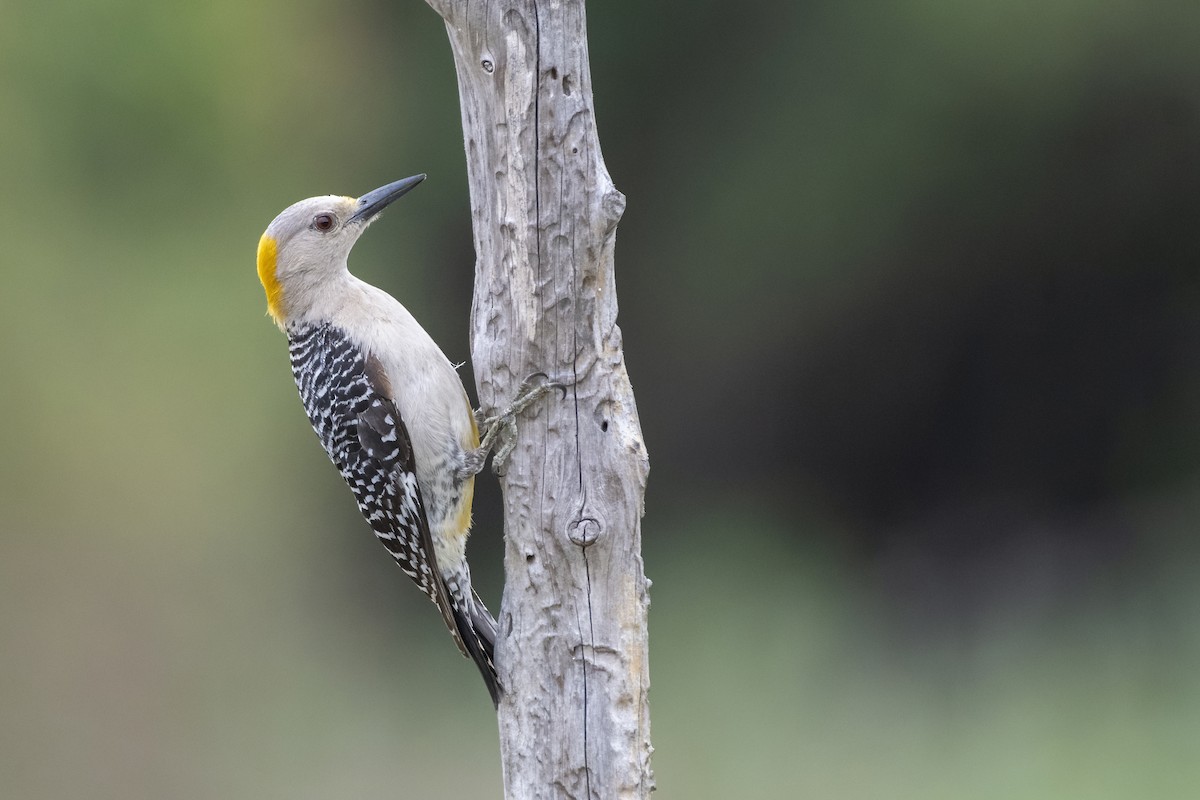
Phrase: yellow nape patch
[{"left": 256, "top": 234, "right": 284, "bottom": 323}]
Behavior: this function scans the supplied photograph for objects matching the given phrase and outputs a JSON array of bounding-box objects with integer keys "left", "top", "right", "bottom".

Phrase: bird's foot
[{"left": 460, "top": 373, "right": 568, "bottom": 478}]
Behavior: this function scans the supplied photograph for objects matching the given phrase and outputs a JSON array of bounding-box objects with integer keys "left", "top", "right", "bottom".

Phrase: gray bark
[{"left": 424, "top": 1, "right": 653, "bottom": 797}]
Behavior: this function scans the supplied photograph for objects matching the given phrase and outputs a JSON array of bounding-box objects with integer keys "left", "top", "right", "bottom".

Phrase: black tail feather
[{"left": 453, "top": 593, "right": 501, "bottom": 708}]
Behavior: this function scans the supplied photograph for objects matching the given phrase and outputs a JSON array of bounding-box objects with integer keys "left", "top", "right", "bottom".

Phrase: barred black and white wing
[{"left": 286, "top": 322, "right": 499, "bottom": 702}]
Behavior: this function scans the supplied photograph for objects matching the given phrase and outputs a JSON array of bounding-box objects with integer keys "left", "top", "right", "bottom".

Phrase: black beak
[{"left": 347, "top": 174, "right": 426, "bottom": 224}]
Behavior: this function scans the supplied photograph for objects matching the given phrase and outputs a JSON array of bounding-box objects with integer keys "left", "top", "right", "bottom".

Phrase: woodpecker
[{"left": 256, "top": 174, "right": 548, "bottom": 706}]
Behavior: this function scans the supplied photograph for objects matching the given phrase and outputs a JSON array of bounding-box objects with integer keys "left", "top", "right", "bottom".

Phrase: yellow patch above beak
[{"left": 257, "top": 234, "right": 284, "bottom": 324}]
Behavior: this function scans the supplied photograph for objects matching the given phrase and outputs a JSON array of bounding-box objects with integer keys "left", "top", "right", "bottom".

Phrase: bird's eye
[{"left": 313, "top": 213, "right": 336, "bottom": 232}]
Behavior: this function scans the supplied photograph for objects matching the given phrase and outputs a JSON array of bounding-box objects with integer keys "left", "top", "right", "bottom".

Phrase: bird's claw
[{"left": 467, "top": 372, "right": 571, "bottom": 477}]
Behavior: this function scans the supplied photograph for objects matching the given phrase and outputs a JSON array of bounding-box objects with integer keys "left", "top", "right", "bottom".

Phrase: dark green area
[{"left": 2, "top": 1, "right": 1198, "bottom": 797}]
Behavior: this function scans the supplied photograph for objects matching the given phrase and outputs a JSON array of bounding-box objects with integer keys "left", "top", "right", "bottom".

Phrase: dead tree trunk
[{"left": 423, "top": 1, "right": 653, "bottom": 797}]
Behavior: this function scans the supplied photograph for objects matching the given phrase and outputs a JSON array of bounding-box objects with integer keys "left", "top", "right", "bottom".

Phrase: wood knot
[
  {"left": 567, "top": 516, "right": 601, "bottom": 548},
  {"left": 481, "top": 56, "right": 495, "bottom": 74},
  {"left": 602, "top": 188, "right": 626, "bottom": 233}
]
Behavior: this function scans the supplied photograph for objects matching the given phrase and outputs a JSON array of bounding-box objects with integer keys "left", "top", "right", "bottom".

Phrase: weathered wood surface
[{"left": 424, "top": 1, "right": 653, "bottom": 797}]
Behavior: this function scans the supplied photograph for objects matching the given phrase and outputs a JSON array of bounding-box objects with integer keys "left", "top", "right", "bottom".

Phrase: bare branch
[{"left": 425, "top": 1, "right": 653, "bottom": 797}]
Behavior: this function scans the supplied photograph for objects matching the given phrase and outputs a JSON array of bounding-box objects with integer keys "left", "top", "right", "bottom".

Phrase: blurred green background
[{"left": 2, "top": 1, "right": 1199, "bottom": 797}]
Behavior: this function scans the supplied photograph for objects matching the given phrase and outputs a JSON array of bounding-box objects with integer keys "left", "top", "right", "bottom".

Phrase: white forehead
[{"left": 265, "top": 195, "right": 357, "bottom": 239}]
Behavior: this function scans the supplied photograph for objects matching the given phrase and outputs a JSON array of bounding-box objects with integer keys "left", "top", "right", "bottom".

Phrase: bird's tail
[{"left": 452, "top": 589, "right": 502, "bottom": 708}]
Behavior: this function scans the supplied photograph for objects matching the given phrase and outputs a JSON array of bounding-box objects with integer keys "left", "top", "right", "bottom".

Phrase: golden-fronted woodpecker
[{"left": 256, "top": 174, "right": 552, "bottom": 706}]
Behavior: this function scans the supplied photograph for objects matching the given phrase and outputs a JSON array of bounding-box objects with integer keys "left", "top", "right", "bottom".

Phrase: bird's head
[{"left": 256, "top": 174, "right": 426, "bottom": 327}]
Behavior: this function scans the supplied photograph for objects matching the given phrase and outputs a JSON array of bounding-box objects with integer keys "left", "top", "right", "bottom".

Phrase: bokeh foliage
[{"left": 2, "top": 1, "right": 1199, "bottom": 797}]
